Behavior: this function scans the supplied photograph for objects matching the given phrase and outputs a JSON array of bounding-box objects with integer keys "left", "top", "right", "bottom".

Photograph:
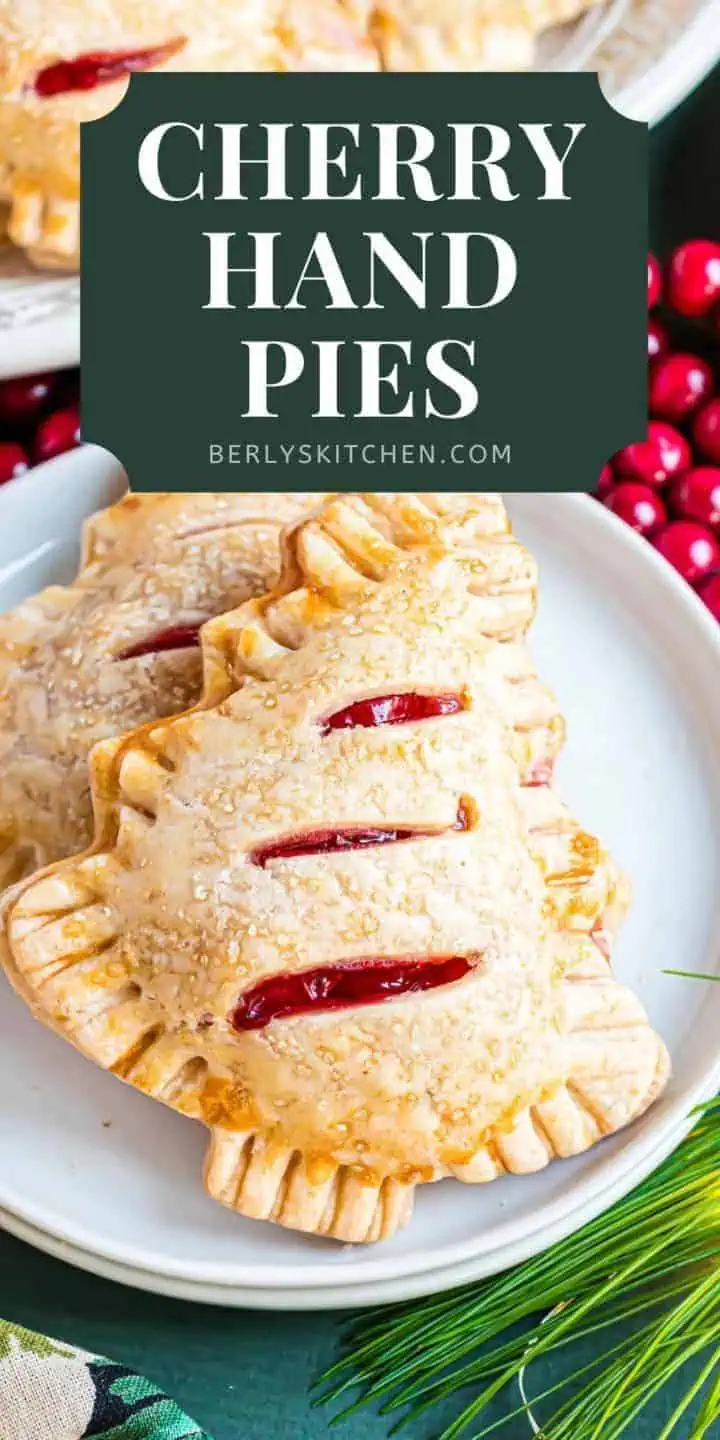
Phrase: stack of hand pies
[
  {"left": 0, "top": 490, "right": 669, "bottom": 1243},
  {"left": 1, "top": 0, "right": 598, "bottom": 269}
]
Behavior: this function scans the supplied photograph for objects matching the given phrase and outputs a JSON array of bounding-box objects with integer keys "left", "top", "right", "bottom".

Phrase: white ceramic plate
[
  {"left": 3, "top": 0, "right": 719, "bottom": 380},
  {"left": 1, "top": 455, "right": 719, "bottom": 1308},
  {"left": 0, "top": 1104, "right": 705, "bottom": 1309},
  {"left": 0, "top": 247, "right": 79, "bottom": 381}
]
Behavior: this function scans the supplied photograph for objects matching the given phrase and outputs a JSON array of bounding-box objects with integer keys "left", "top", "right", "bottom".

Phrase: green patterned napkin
[{"left": 0, "top": 1320, "right": 210, "bottom": 1440}]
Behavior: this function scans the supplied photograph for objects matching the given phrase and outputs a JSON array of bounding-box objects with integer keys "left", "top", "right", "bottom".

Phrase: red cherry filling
[
  {"left": 250, "top": 803, "right": 469, "bottom": 868},
  {"left": 320, "top": 692, "right": 464, "bottom": 734},
  {"left": 115, "top": 620, "right": 207, "bottom": 662},
  {"left": 33, "top": 39, "right": 186, "bottom": 96},
  {"left": 590, "top": 924, "right": 611, "bottom": 961},
  {"left": 524, "top": 757, "right": 554, "bottom": 786},
  {"left": 231, "top": 955, "right": 472, "bottom": 1030}
]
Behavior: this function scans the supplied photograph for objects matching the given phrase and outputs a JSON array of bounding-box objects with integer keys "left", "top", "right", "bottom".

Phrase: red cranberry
[
  {"left": 669, "top": 468, "right": 720, "bottom": 530},
  {"left": 647, "top": 316, "right": 669, "bottom": 361},
  {"left": 33, "top": 406, "right": 80, "bottom": 463},
  {"left": 649, "top": 353, "right": 714, "bottom": 421},
  {"left": 614, "top": 421, "right": 691, "bottom": 487},
  {"left": 653, "top": 521, "right": 720, "bottom": 584},
  {"left": 695, "top": 572, "right": 720, "bottom": 622},
  {"left": 0, "top": 372, "right": 56, "bottom": 426},
  {"left": 0, "top": 441, "right": 29, "bottom": 485},
  {"left": 596, "top": 463, "right": 615, "bottom": 499},
  {"left": 668, "top": 239, "right": 720, "bottom": 318},
  {"left": 604, "top": 482, "right": 667, "bottom": 536},
  {"left": 693, "top": 400, "right": 720, "bottom": 465},
  {"left": 647, "top": 253, "right": 662, "bottom": 310}
]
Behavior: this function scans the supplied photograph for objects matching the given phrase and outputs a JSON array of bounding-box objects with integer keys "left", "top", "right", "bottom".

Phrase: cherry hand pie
[
  {"left": 0, "top": 490, "right": 327, "bottom": 887},
  {"left": 1, "top": 492, "right": 669, "bottom": 1243},
  {"left": 1, "top": 0, "right": 597, "bottom": 269}
]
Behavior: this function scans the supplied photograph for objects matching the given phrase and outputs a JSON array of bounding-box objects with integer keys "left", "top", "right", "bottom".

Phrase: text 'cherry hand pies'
[
  {"left": 0, "top": 491, "right": 327, "bottom": 888},
  {"left": 1, "top": 0, "right": 597, "bottom": 269},
  {"left": 1, "top": 493, "right": 669, "bottom": 1244}
]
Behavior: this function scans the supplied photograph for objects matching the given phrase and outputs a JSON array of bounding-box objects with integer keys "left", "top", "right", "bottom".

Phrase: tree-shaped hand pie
[
  {"left": 0, "top": 491, "right": 326, "bottom": 887},
  {"left": 1, "top": 493, "right": 669, "bottom": 1243}
]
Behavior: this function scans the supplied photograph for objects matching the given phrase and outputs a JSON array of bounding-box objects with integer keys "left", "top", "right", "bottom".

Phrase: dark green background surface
[{"left": 3, "top": 68, "right": 720, "bottom": 1440}]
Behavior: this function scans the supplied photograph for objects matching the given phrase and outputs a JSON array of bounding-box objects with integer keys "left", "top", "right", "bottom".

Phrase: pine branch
[{"left": 317, "top": 1110, "right": 720, "bottom": 1440}]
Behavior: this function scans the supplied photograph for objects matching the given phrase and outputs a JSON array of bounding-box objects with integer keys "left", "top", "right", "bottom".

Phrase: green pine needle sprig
[
  {"left": 316, "top": 1108, "right": 720, "bottom": 1440},
  {"left": 664, "top": 971, "right": 720, "bottom": 984}
]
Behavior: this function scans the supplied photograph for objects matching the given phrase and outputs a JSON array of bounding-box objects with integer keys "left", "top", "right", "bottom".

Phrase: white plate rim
[
  {"left": 0, "top": 487, "right": 719, "bottom": 1293},
  {"left": 0, "top": 1100, "right": 708, "bottom": 1309},
  {"left": 613, "top": 0, "right": 720, "bottom": 125}
]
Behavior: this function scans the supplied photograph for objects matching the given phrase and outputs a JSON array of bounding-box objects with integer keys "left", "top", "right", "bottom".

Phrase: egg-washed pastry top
[
  {"left": 0, "top": 490, "right": 328, "bottom": 887},
  {"left": 1, "top": 492, "right": 669, "bottom": 1244},
  {"left": 1, "top": 0, "right": 596, "bottom": 269}
]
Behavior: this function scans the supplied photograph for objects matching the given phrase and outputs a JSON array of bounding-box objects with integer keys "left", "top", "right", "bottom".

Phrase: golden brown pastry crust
[
  {"left": 2, "top": 492, "right": 669, "bottom": 1243},
  {"left": 0, "top": 0, "right": 378, "bottom": 267},
  {"left": 0, "top": 490, "right": 328, "bottom": 885},
  {"left": 0, "top": 0, "right": 597, "bottom": 268}
]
